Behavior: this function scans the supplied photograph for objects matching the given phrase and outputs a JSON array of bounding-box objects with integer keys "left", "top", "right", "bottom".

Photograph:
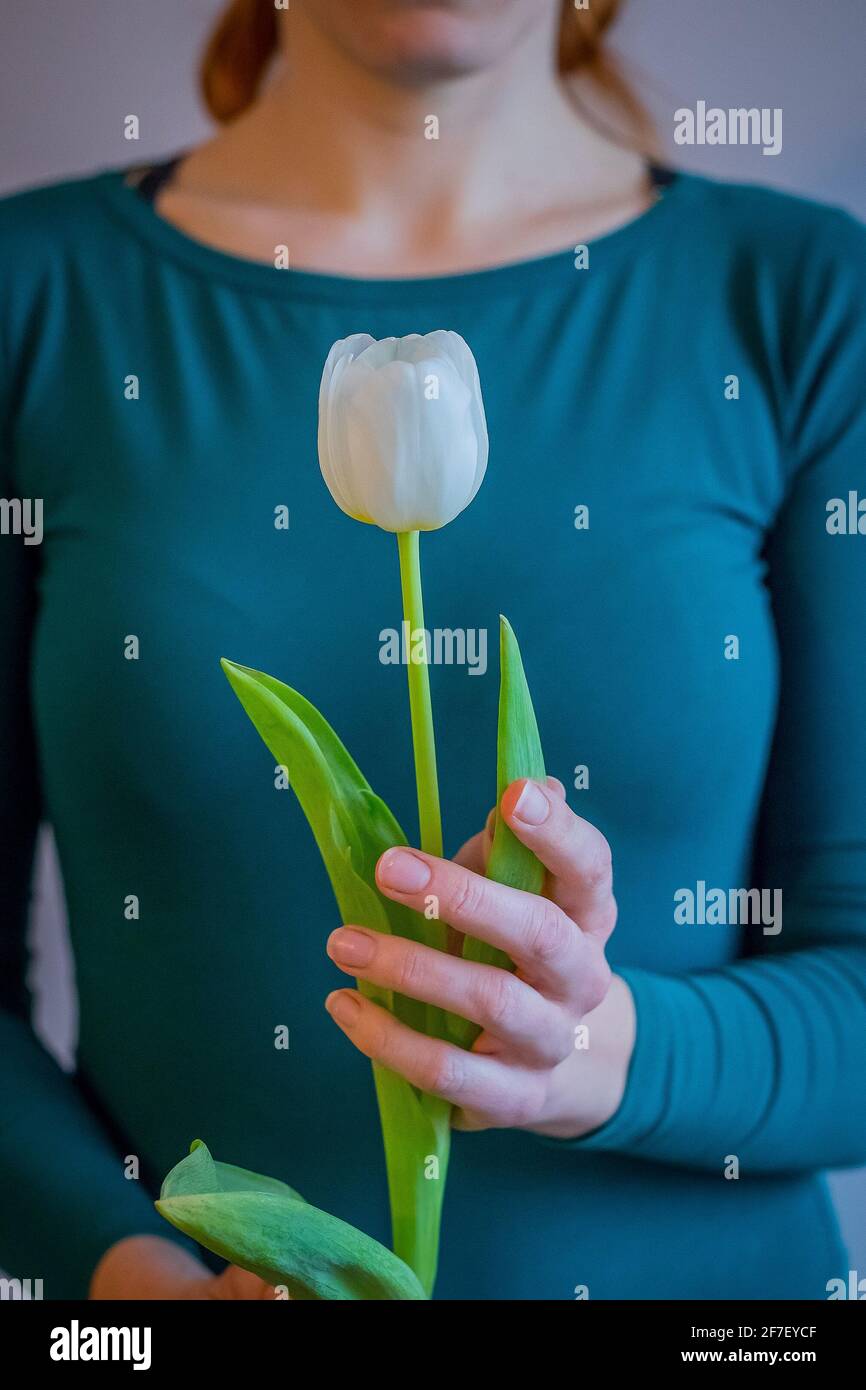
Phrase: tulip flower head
[{"left": 318, "top": 331, "right": 488, "bottom": 532}]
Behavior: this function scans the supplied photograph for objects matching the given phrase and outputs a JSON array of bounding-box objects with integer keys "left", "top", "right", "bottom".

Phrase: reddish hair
[{"left": 201, "top": 0, "right": 651, "bottom": 145}]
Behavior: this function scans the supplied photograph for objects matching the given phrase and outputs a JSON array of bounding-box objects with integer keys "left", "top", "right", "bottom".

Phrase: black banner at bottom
[{"left": 1, "top": 1297, "right": 862, "bottom": 1374}]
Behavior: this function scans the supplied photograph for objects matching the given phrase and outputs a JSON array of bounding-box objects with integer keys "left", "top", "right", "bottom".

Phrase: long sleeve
[
  {"left": 577, "top": 208, "right": 866, "bottom": 1175},
  {"left": 0, "top": 402, "right": 190, "bottom": 1300}
]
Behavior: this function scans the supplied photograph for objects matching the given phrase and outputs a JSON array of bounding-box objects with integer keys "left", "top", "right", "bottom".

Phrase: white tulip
[{"left": 318, "top": 331, "right": 488, "bottom": 532}]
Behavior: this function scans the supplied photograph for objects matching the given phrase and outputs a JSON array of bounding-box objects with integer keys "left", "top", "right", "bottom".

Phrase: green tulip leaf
[
  {"left": 455, "top": 617, "right": 546, "bottom": 1044},
  {"left": 156, "top": 1142, "right": 426, "bottom": 1301},
  {"left": 220, "top": 658, "right": 451, "bottom": 1294},
  {"left": 160, "top": 1139, "right": 305, "bottom": 1203},
  {"left": 485, "top": 615, "right": 546, "bottom": 897},
  {"left": 220, "top": 659, "right": 448, "bottom": 1010}
]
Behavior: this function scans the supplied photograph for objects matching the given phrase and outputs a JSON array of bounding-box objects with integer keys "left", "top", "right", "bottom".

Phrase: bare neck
[{"left": 161, "top": 11, "right": 652, "bottom": 276}]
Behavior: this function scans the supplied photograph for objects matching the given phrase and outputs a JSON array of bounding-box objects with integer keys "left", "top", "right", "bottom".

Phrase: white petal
[
  {"left": 317, "top": 330, "right": 488, "bottom": 532},
  {"left": 354, "top": 336, "right": 401, "bottom": 370},
  {"left": 319, "top": 333, "right": 376, "bottom": 400},
  {"left": 341, "top": 358, "right": 478, "bottom": 530},
  {"left": 318, "top": 334, "right": 374, "bottom": 488},
  {"left": 319, "top": 354, "right": 369, "bottom": 519},
  {"left": 424, "top": 332, "right": 489, "bottom": 503}
]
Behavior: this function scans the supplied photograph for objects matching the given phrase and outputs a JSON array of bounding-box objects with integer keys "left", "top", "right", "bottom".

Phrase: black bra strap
[
  {"left": 130, "top": 155, "right": 185, "bottom": 204},
  {"left": 647, "top": 161, "right": 677, "bottom": 189}
]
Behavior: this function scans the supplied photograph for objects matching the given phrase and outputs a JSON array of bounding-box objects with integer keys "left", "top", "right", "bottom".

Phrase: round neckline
[{"left": 96, "top": 164, "right": 690, "bottom": 303}]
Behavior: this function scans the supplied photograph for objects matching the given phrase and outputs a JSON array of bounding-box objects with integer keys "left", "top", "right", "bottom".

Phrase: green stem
[
  {"left": 397, "top": 531, "right": 443, "bottom": 859},
  {"left": 391, "top": 531, "right": 449, "bottom": 1295}
]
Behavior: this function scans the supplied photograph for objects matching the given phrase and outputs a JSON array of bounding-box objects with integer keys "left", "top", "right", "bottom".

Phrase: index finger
[
  {"left": 374, "top": 847, "right": 581, "bottom": 998},
  {"left": 501, "top": 779, "right": 616, "bottom": 941}
]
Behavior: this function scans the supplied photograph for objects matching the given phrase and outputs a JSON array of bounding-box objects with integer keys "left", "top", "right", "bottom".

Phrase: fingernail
[
  {"left": 378, "top": 849, "right": 431, "bottom": 892},
  {"left": 512, "top": 780, "right": 550, "bottom": 826},
  {"left": 328, "top": 928, "right": 374, "bottom": 968},
  {"left": 325, "top": 991, "right": 362, "bottom": 1026}
]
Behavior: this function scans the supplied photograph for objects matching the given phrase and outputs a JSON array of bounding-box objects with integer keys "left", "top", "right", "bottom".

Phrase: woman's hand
[
  {"left": 89, "top": 1235, "right": 277, "bottom": 1299},
  {"left": 325, "top": 777, "right": 635, "bottom": 1140}
]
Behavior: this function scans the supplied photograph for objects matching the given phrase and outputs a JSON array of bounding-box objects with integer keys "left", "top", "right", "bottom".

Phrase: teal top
[{"left": 2, "top": 166, "right": 865, "bottom": 1300}]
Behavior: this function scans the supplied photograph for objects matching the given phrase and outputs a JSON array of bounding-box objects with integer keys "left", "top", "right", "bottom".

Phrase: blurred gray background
[{"left": 1, "top": 0, "right": 864, "bottom": 1280}]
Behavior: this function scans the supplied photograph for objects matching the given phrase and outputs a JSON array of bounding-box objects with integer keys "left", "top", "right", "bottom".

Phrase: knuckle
[
  {"left": 366, "top": 1014, "right": 393, "bottom": 1062},
  {"left": 535, "top": 1015, "right": 573, "bottom": 1066},
  {"left": 582, "top": 834, "right": 613, "bottom": 890},
  {"left": 501, "top": 1080, "right": 545, "bottom": 1129},
  {"left": 530, "top": 1035, "right": 567, "bottom": 1070},
  {"left": 523, "top": 901, "right": 571, "bottom": 966},
  {"left": 505, "top": 1101, "right": 536, "bottom": 1130},
  {"left": 473, "top": 969, "right": 517, "bottom": 1031},
  {"left": 542, "top": 1011, "right": 577, "bottom": 1065},
  {"left": 423, "top": 1046, "right": 464, "bottom": 1099},
  {"left": 447, "top": 871, "right": 488, "bottom": 929},
  {"left": 394, "top": 942, "right": 426, "bottom": 996}
]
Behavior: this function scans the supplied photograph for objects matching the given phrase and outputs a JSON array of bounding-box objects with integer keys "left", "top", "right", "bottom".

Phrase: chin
[
  {"left": 374, "top": 10, "right": 504, "bottom": 79},
  {"left": 320, "top": 0, "right": 537, "bottom": 83}
]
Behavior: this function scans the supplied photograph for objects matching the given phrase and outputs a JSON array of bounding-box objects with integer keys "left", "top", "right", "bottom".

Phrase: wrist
[
  {"left": 90, "top": 1234, "right": 209, "bottom": 1300},
  {"left": 531, "top": 973, "right": 636, "bottom": 1140}
]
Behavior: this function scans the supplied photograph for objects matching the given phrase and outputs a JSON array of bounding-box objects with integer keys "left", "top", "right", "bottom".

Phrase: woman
[{"left": 1, "top": 0, "right": 864, "bottom": 1301}]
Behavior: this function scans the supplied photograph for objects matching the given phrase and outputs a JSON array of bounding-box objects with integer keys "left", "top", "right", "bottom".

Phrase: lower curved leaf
[{"left": 156, "top": 1141, "right": 426, "bottom": 1301}]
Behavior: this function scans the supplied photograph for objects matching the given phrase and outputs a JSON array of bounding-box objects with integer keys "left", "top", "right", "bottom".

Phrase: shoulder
[
  {"left": 0, "top": 170, "right": 138, "bottom": 427},
  {"left": 0, "top": 169, "right": 138, "bottom": 384},
  {"left": 672, "top": 170, "right": 866, "bottom": 292},
  {"left": 683, "top": 171, "right": 862, "bottom": 234},
  {"left": 675, "top": 169, "right": 861, "bottom": 269},
  {"left": 0, "top": 170, "right": 129, "bottom": 309},
  {"left": 669, "top": 174, "right": 866, "bottom": 473},
  {"left": 675, "top": 172, "right": 866, "bottom": 366},
  {"left": 0, "top": 168, "right": 123, "bottom": 267}
]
